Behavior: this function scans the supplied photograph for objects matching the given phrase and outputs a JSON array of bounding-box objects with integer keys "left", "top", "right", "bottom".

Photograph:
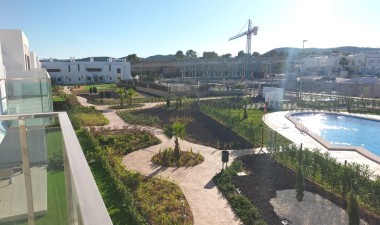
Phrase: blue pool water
[{"left": 292, "top": 113, "right": 380, "bottom": 157}]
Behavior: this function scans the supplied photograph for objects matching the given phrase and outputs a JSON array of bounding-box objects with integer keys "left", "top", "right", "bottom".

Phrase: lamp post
[{"left": 300, "top": 40, "right": 307, "bottom": 99}]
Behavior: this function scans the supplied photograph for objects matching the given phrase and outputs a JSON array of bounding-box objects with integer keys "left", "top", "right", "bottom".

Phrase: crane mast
[{"left": 229, "top": 19, "right": 258, "bottom": 54}]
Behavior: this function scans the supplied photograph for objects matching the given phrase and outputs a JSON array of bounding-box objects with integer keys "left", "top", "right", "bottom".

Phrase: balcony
[{"left": 0, "top": 112, "right": 112, "bottom": 225}]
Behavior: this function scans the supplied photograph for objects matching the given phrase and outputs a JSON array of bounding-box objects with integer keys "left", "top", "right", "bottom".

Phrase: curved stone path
[{"left": 74, "top": 93, "right": 257, "bottom": 225}]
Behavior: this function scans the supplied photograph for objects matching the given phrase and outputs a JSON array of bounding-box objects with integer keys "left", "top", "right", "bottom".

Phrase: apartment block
[
  {"left": 0, "top": 29, "right": 111, "bottom": 224},
  {"left": 41, "top": 57, "right": 132, "bottom": 85}
]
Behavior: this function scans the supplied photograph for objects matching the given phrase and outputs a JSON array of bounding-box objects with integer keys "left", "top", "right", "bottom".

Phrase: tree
[
  {"left": 221, "top": 53, "right": 232, "bottom": 58},
  {"left": 116, "top": 88, "right": 127, "bottom": 107},
  {"left": 127, "top": 54, "right": 140, "bottom": 62},
  {"left": 237, "top": 50, "right": 246, "bottom": 58},
  {"left": 295, "top": 165, "right": 305, "bottom": 201},
  {"left": 252, "top": 52, "right": 261, "bottom": 57},
  {"left": 166, "top": 97, "right": 170, "bottom": 108},
  {"left": 163, "top": 122, "right": 186, "bottom": 160},
  {"left": 186, "top": 49, "right": 197, "bottom": 58},
  {"left": 295, "top": 146, "right": 304, "bottom": 201},
  {"left": 347, "top": 190, "right": 360, "bottom": 225},
  {"left": 202, "top": 51, "right": 218, "bottom": 59},
  {"left": 339, "top": 57, "right": 349, "bottom": 71},
  {"left": 175, "top": 50, "right": 185, "bottom": 60},
  {"left": 241, "top": 97, "right": 249, "bottom": 119},
  {"left": 126, "top": 88, "right": 137, "bottom": 105}
]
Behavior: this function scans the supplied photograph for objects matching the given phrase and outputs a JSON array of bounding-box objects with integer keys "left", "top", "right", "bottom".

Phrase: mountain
[
  {"left": 266, "top": 46, "right": 380, "bottom": 56},
  {"left": 144, "top": 54, "right": 176, "bottom": 61}
]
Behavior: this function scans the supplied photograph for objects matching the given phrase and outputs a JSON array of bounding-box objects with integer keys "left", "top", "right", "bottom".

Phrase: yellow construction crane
[{"left": 229, "top": 19, "right": 258, "bottom": 54}]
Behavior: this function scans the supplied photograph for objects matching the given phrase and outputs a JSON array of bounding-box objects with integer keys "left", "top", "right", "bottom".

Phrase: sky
[{"left": 1, "top": 0, "right": 380, "bottom": 59}]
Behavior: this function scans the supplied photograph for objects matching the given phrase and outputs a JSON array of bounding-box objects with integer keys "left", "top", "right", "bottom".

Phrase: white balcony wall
[{"left": 0, "top": 30, "right": 30, "bottom": 71}]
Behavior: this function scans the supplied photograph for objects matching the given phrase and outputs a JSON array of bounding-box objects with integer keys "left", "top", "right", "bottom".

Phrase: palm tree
[
  {"left": 339, "top": 57, "right": 349, "bottom": 71},
  {"left": 126, "top": 88, "right": 137, "bottom": 105},
  {"left": 241, "top": 97, "right": 250, "bottom": 119},
  {"left": 116, "top": 88, "right": 127, "bottom": 107},
  {"left": 164, "top": 122, "right": 186, "bottom": 160}
]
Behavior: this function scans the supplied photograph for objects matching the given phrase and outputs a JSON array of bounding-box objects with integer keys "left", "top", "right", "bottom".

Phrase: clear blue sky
[{"left": 1, "top": 0, "right": 380, "bottom": 59}]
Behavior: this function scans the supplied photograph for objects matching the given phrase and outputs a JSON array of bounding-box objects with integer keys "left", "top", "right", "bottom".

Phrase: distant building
[
  {"left": 41, "top": 57, "right": 132, "bottom": 85},
  {"left": 301, "top": 52, "right": 380, "bottom": 76}
]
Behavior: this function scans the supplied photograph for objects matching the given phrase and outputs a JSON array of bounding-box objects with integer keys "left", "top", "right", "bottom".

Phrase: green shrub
[
  {"left": 213, "top": 160, "right": 267, "bottom": 225},
  {"left": 151, "top": 148, "right": 204, "bottom": 167},
  {"left": 117, "top": 111, "right": 161, "bottom": 127}
]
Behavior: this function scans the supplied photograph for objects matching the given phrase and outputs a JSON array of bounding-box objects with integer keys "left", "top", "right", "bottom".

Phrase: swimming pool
[{"left": 292, "top": 113, "right": 380, "bottom": 157}]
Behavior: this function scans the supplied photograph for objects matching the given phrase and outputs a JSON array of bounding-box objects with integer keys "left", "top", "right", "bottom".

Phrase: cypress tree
[
  {"left": 296, "top": 145, "right": 304, "bottom": 201},
  {"left": 295, "top": 165, "right": 305, "bottom": 202},
  {"left": 347, "top": 190, "right": 360, "bottom": 225}
]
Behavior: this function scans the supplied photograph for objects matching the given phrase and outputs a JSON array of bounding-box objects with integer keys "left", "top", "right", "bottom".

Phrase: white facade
[
  {"left": 302, "top": 52, "right": 380, "bottom": 76},
  {"left": 41, "top": 58, "right": 132, "bottom": 85},
  {"left": 0, "top": 42, "right": 7, "bottom": 115},
  {"left": 262, "top": 87, "right": 284, "bottom": 108},
  {"left": 0, "top": 29, "right": 33, "bottom": 72},
  {"left": 0, "top": 29, "right": 51, "bottom": 117}
]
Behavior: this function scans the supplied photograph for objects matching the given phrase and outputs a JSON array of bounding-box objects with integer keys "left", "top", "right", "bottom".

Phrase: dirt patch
[
  {"left": 131, "top": 103, "right": 253, "bottom": 150},
  {"left": 234, "top": 154, "right": 380, "bottom": 225}
]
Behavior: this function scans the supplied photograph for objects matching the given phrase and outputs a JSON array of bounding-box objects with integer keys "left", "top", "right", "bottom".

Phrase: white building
[
  {"left": 262, "top": 87, "right": 284, "bottom": 108},
  {"left": 41, "top": 57, "right": 132, "bottom": 85},
  {"left": 0, "top": 29, "right": 111, "bottom": 224},
  {"left": 301, "top": 52, "right": 380, "bottom": 76},
  {"left": 0, "top": 29, "right": 52, "bottom": 117}
]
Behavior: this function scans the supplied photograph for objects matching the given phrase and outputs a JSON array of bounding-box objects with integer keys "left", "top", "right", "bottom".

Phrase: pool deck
[{"left": 264, "top": 111, "right": 380, "bottom": 177}]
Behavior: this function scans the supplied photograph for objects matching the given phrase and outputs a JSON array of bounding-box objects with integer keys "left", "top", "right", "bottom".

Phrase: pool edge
[{"left": 285, "top": 111, "right": 380, "bottom": 165}]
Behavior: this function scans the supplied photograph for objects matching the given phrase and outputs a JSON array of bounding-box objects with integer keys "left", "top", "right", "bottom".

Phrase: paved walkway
[
  {"left": 75, "top": 94, "right": 251, "bottom": 225},
  {"left": 264, "top": 111, "right": 380, "bottom": 176}
]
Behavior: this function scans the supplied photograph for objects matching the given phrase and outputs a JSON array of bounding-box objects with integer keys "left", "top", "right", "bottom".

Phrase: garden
[
  {"left": 77, "top": 128, "right": 194, "bottom": 225},
  {"left": 196, "top": 98, "right": 380, "bottom": 224},
  {"left": 59, "top": 88, "right": 380, "bottom": 225},
  {"left": 125, "top": 101, "right": 253, "bottom": 149},
  {"left": 55, "top": 91, "right": 195, "bottom": 225}
]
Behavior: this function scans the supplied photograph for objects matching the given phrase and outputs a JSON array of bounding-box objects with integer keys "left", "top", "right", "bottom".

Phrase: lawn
[
  {"left": 5, "top": 129, "right": 67, "bottom": 225},
  {"left": 224, "top": 108, "right": 265, "bottom": 126},
  {"left": 82, "top": 84, "right": 117, "bottom": 91},
  {"left": 52, "top": 95, "right": 66, "bottom": 102}
]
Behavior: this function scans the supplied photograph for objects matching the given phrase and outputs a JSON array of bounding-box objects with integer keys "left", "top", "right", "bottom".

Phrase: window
[
  {"left": 24, "top": 54, "right": 30, "bottom": 71},
  {"left": 47, "top": 69, "right": 61, "bottom": 72},
  {"left": 87, "top": 68, "right": 102, "bottom": 72},
  {"left": 109, "top": 64, "right": 111, "bottom": 71},
  {"left": 78, "top": 64, "right": 80, "bottom": 71},
  {"left": 69, "top": 78, "right": 72, "bottom": 81},
  {"left": 117, "top": 68, "right": 121, "bottom": 73},
  {"left": 79, "top": 77, "right": 81, "bottom": 81},
  {"left": 87, "top": 77, "right": 91, "bottom": 80},
  {"left": 99, "top": 77, "right": 103, "bottom": 80},
  {"left": 68, "top": 65, "right": 71, "bottom": 72},
  {"left": 57, "top": 78, "right": 62, "bottom": 81},
  {"left": 110, "top": 77, "right": 112, "bottom": 80}
]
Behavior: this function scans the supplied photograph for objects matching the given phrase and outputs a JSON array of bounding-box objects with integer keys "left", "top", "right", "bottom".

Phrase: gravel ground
[{"left": 270, "top": 189, "right": 368, "bottom": 225}]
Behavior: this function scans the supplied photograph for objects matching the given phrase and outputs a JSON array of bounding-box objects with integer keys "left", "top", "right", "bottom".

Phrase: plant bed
[
  {"left": 152, "top": 148, "right": 204, "bottom": 167},
  {"left": 109, "top": 103, "right": 144, "bottom": 109},
  {"left": 234, "top": 154, "right": 380, "bottom": 225},
  {"left": 129, "top": 103, "right": 253, "bottom": 150},
  {"left": 77, "top": 129, "right": 194, "bottom": 225}
]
